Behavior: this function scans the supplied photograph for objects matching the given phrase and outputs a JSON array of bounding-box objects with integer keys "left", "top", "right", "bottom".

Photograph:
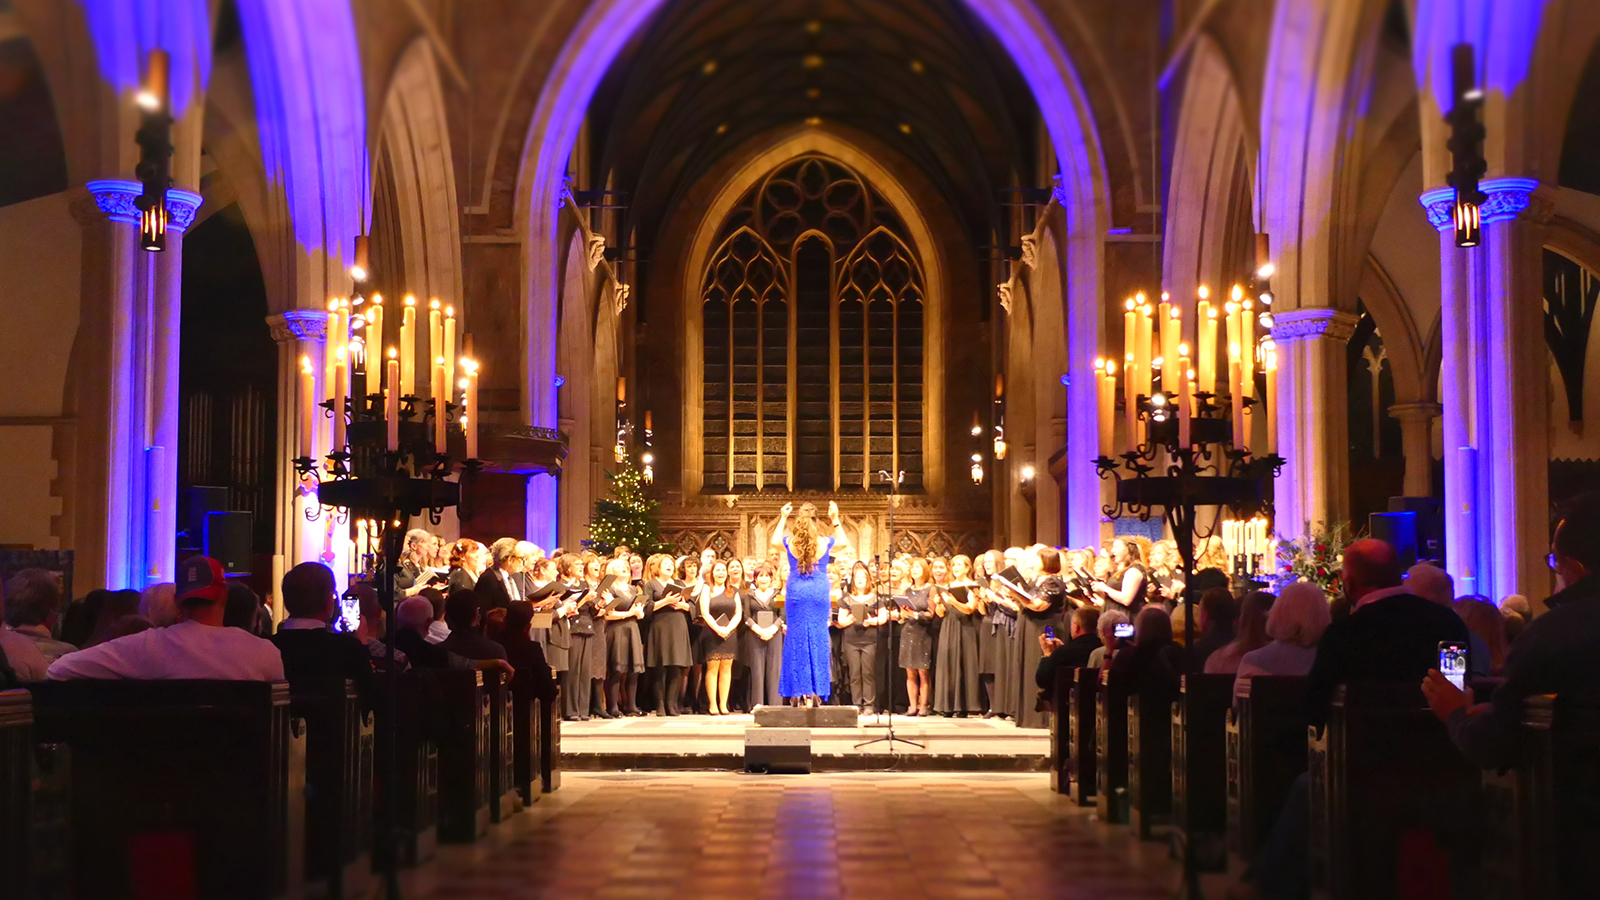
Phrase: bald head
[{"left": 1341, "top": 538, "right": 1403, "bottom": 604}]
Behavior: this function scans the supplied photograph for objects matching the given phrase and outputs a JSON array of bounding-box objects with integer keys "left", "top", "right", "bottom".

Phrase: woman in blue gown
[{"left": 774, "top": 501, "right": 849, "bottom": 705}]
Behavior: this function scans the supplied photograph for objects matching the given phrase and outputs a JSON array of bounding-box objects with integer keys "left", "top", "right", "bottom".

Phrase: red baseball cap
[{"left": 176, "top": 556, "right": 228, "bottom": 605}]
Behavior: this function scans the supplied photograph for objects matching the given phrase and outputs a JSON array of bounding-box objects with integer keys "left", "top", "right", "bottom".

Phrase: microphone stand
[{"left": 856, "top": 469, "right": 925, "bottom": 751}]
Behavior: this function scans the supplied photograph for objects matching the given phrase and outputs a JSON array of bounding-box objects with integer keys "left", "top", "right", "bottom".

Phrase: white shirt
[
  {"left": 0, "top": 626, "right": 49, "bottom": 681},
  {"left": 46, "top": 620, "right": 285, "bottom": 681},
  {"left": 426, "top": 620, "right": 451, "bottom": 644},
  {"left": 500, "top": 569, "right": 523, "bottom": 603}
]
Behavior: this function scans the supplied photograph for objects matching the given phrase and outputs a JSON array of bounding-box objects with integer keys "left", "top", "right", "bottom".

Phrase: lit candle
[
  {"left": 1163, "top": 305, "right": 1181, "bottom": 392},
  {"left": 462, "top": 358, "right": 480, "bottom": 460},
  {"left": 299, "top": 354, "right": 315, "bottom": 458},
  {"left": 428, "top": 299, "right": 442, "bottom": 382},
  {"left": 400, "top": 295, "right": 417, "bottom": 397},
  {"left": 1229, "top": 342, "right": 1245, "bottom": 450},
  {"left": 1094, "top": 358, "right": 1113, "bottom": 458},
  {"left": 1179, "top": 364, "right": 1194, "bottom": 449},
  {"left": 433, "top": 356, "right": 447, "bottom": 454},
  {"left": 1157, "top": 292, "right": 1172, "bottom": 385},
  {"left": 1241, "top": 299, "right": 1256, "bottom": 399},
  {"left": 385, "top": 348, "right": 400, "bottom": 452},
  {"left": 1122, "top": 297, "right": 1136, "bottom": 380},
  {"left": 443, "top": 306, "right": 457, "bottom": 396},
  {"left": 1135, "top": 294, "right": 1153, "bottom": 399},
  {"left": 368, "top": 295, "right": 384, "bottom": 370},
  {"left": 357, "top": 519, "right": 368, "bottom": 566},
  {"left": 1264, "top": 341, "right": 1278, "bottom": 455},
  {"left": 1198, "top": 290, "right": 1217, "bottom": 395},
  {"left": 332, "top": 344, "right": 348, "bottom": 452}
]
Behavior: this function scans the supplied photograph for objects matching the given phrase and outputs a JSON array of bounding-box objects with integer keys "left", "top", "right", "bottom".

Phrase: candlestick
[
  {"left": 400, "top": 295, "right": 417, "bottom": 397},
  {"left": 1264, "top": 341, "right": 1278, "bottom": 455},
  {"left": 299, "top": 355, "right": 315, "bottom": 458},
  {"left": 1198, "top": 290, "right": 1217, "bottom": 394},
  {"left": 1162, "top": 306, "right": 1181, "bottom": 393},
  {"left": 1157, "top": 293, "right": 1172, "bottom": 387},
  {"left": 1178, "top": 363, "right": 1193, "bottom": 448},
  {"left": 462, "top": 358, "right": 480, "bottom": 460},
  {"left": 368, "top": 295, "right": 383, "bottom": 367},
  {"left": 1135, "top": 294, "right": 1153, "bottom": 399},
  {"left": 1241, "top": 298, "right": 1255, "bottom": 398},
  {"left": 385, "top": 348, "right": 400, "bottom": 452},
  {"left": 1094, "top": 358, "right": 1114, "bottom": 457},
  {"left": 433, "top": 356, "right": 447, "bottom": 454},
  {"left": 332, "top": 344, "right": 348, "bottom": 453},
  {"left": 428, "top": 299, "right": 442, "bottom": 384},
  {"left": 1122, "top": 297, "right": 1136, "bottom": 384},
  {"left": 1229, "top": 343, "right": 1245, "bottom": 450},
  {"left": 443, "top": 306, "right": 457, "bottom": 397}
]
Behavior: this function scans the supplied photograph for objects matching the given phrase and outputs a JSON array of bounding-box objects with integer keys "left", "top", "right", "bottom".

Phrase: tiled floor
[{"left": 427, "top": 773, "right": 1173, "bottom": 899}]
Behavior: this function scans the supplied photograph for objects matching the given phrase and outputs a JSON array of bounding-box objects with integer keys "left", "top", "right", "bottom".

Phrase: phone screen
[
  {"left": 1113, "top": 623, "right": 1134, "bottom": 639},
  {"left": 1044, "top": 626, "right": 1056, "bottom": 641},
  {"left": 1438, "top": 641, "right": 1468, "bottom": 690},
  {"left": 332, "top": 593, "right": 360, "bottom": 635}
]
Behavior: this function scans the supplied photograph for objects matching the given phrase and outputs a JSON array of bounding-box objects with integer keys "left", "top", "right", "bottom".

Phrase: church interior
[{"left": 0, "top": 0, "right": 1598, "bottom": 898}]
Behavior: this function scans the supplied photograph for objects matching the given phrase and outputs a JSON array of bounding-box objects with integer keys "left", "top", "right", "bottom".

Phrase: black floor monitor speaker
[
  {"left": 1369, "top": 511, "right": 1419, "bottom": 569},
  {"left": 204, "top": 511, "right": 253, "bottom": 575},
  {"left": 1388, "top": 496, "right": 1444, "bottom": 563},
  {"left": 180, "top": 486, "right": 229, "bottom": 550}
]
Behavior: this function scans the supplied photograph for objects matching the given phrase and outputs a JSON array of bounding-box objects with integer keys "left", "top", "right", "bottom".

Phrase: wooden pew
[
  {"left": 1049, "top": 664, "right": 1073, "bottom": 793},
  {"left": 1095, "top": 668, "right": 1130, "bottom": 824},
  {"left": 1068, "top": 668, "right": 1099, "bottom": 806},
  {"left": 1171, "top": 673, "right": 1235, "bottom": 871},
  {"left": 434, "top": 669, "right": 490, "bottom": 844},
  {"left": 510, "top": 682, "right": 544, "bottom": 807},
  {"left": 1128, "top": 688, "right": 1175, "bottom": 839},
  {"left": 1, "top": 690, "right": 33, "bottom": 898},
  {"left": 290, "top": 680, "right": 373, "bottom": 900},
  {"left": 1226, "top": 675, "right": 1309, "bottom": 876},
  {"left": 1307, "top": 682, "right": 1478, "bottom": 900},
  {"left": 484, "top": 669, "right": 519, "bottom": 822},
  {"left": 374, "top": 670, "right": 438, "bottom": 869},
  {"left": 541, "top": 686, "right": 562, "bottom": 793},
  {"left": 28, "top": 680, "right": 305, "bottom": 900}
]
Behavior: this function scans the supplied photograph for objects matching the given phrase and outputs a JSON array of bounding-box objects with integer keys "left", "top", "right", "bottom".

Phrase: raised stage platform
[{"left": 561, "top": 712, "right": 1051, "bottom": 772}]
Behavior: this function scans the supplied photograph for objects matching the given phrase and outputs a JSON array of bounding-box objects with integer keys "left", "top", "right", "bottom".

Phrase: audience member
[
  {"left": 349, "top": 584, "right": 407, "bottom": 670},
  {"left": 1087, "top": 608, "right": 1130, "bottom": 668},
  {"left": 1190, "top": 588, "right": 1238, "bottom": 668},
  {"left": 1204, "top": 590, "right": 1273, "bottom": 675},
  {"left": 225, "top": 580, "right": 272, "bottom": 636},
  {"left": 1235, "top": 582, "right": 1330, "bottom": 694},
  {"left": 1109, "top": 606, "right": 1187, "bottom": 699},
  {"left": 394, "top": 596, "right": 476, "bottom": 670},
  {"left": 105, "top": 616, "right": 154, "bottom": 641},
  {"left": 1499, "top": 593, "right": 1531, "bottom": 646},
  {"left": 1035, "top": 606, "right": 1102, "bottom": 705},
  {"left": 500, "top": 602, "right": 558, "bottom": 705},
  {"left": 80, "top": 590, "right": 142, "bottom": 649},
  {"left": 47, "top": 557, "right": 284, "bottom": 680},
  {"left": 439, "top": 589, "right": 511, "bottom": 663},
  {"left": 4, "top": 569, "right": 76, "bottom": 663},
  {"left": 1305, "top": 538, "right": 1469, "bottom": 726},
  {"left": 1406, "top": 562, "right": 1491, "bottom": 677},
  {"left": 1453, "top": 596, "right": 1508, "bottom": 676},
  {"left": 421, "top": 587, "right": 450, "bottom": 644},
  {"left": 1169, "top": 602, "right": 1190, "bottom": 646},
  {"left": 270, "top": 563, "right": 376, "bottom": 706},
  {"left": 59, "top": 589, "right": 108, "bottom": 648},
  {"left": 138, "top": 582, "right": 179, "bottom": 627},
  {"left": 0, "top": 576, "right": 49, "bottom": 681}
]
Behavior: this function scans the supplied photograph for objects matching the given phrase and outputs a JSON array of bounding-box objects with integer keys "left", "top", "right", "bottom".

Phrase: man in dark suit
[
  {"left": 1035, "top": 606, "right": 1102, "bottom": 706},
  {"left": 1306, "top": 538, "right": 1470, "bottom": 726},
  {"left": 271, "top": 563, "right": 376, "bottom": 707},
  {"left": 439, "top": 589, "right": 510, "bottom": 663},
  {"left": 473, "top": 538, "right": 523, "bottom": 616}
]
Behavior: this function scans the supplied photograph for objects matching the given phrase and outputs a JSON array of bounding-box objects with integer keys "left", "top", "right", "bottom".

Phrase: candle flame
[
  {"left": 430, "top": 298, "right": 441, "bottom": 310},
  {"left": 371, "top": 293, "right": 383, "bottom": 305},
  {"left": 1243, "top": 299, "right": 1253, "bottom": 310},
  {"left": 462, "top": 358, "right": 479, "bottom": 374},
  {"left": 1207, "top": 307, "right": 1219, "bottom": 320},
  {"left": 387, "top": 347, "right": 398, "bottom": 359},
  {"left": 300, "top": 355, "right": 312, "bottom": 373},
  {"left": 1094, "top": 357, "right": 1105, "bottom": 370},
  {"left": 404, "top": 294, "right": 417, "bottom": 306},
  {"left": 1229, "top": 342, "right": 1241, "bottom": 361},
  {"left": 327, "top": 299, "right": 340, "bottom": 311},
  {"left": 1226, "top": 301, "right": 1239, "bottom": 314},
  {"left": 1169, "top": 307, "right": 1180, "bottom": 320},
  {"left": 1125, "top": 298, "right": 1136, "bottom": 311},
  {"left": 445, "top": 305, "right": 454, "bottom": 317},
  {"left": 1266, "top": 351, "right": 1278, "bottom": 371},
  {"left": 336, "top": 346, "right": 347, "bottom": 362},
  {"left": 1135, "top": 291, "right": 1147, "bottom": 304},
  {"left": 1231, "top": 284, "right": 1244, "bottom": 302},
  {"left": 1197, "top": 285, "right": 1210, "bottom": 300},
  {"left": 1160, "top": 291, "right": 1170, "bottom": 302},
  {"left": 459, "top": 378, "right": 469, "bottom": 389},
  {"left": 1178, "top": 342, "right": 1190, "bottom": 356},
  {"left": 1152, "top": 356, "right": 1164, "bottom": 369},
  {"left": 1187, "top": 368, "right": 1196, "bottom": 381},
  {"left": 1105, "top": 360, "right": 1117, "bottom": 375}
]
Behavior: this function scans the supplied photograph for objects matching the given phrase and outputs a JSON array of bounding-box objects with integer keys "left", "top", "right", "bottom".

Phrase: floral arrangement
[{"left": 1272, "top": 521, "right": 1354, "bottom": 600}]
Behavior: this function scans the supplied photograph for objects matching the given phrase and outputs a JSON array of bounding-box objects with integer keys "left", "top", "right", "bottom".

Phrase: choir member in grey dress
[
  {"left": 1013, "top": 548, "right": 1067, "bottom": 729},
  {"left": 983, "top": 551, "right": 1022, "bottom": 720},
  {"left": 897, "top": 558, "right": 936, "bottom": 716},
  {"left": 583, "top": 557, "right": 613, "bottom": 718},
  {"left": 741, "top": 562, "right": 785, "bottom": 709},
  {"left": 559, "top": 555, "right": 601, "bottom": 721},
  {"left": 644, "top": 554, "right": 693, "bottom": 715},
  {"left": 932, "top": 554, "right": 983, "bottom": 716},
  {"left": 524, "top": 557, "right": 570, "bottom": 678},
  {"left": 602, "top": 557, "right": 645, "bottom": 716}
]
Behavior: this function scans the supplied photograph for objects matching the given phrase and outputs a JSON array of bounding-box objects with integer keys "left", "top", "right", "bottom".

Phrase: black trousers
[
  {"left": 746, "top": 638, "right": 783, "bottom": 709},
  {"left": 563, "top": 634, "right": 598, "bottom": 718},
  {"left": 842, "top": 641, "right": 878, "bottom": 710}
]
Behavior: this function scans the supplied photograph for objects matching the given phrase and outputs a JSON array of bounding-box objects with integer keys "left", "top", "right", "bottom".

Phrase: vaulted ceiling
[{"left": 584, "top": 0, "right": 1041, "bottom": 269}]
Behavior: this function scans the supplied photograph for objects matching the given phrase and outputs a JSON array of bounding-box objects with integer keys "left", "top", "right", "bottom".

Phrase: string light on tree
[{"left": 585, "top": 460, "right": 667, "bottom": 555}]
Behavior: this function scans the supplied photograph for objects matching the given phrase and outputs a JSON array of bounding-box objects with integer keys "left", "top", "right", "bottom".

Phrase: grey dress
[
  {"left": 932, "top": 585, "right": 983, "bottom": 714},
  {"left": 644, "top": 579, "right": 693, "bottom": 668},
  {"left": 605, "top": 584, "right": 645, "bottom": 673},
  {"left": 897, "top": 587, "right": 935, "bottom": 670}
]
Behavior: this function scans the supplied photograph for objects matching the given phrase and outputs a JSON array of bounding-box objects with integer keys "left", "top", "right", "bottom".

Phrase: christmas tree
[{"left": 584, "top": 461, "right": 668, "bottom": 554}]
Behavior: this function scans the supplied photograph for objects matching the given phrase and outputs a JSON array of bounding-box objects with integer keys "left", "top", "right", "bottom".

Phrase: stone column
[
  {"left": 1420, "top": 178, "right": 1552, "bottom": 604},
  {"left": 1388, "top": 402, "right": 1441, "bottom": 498},
  {"left": 267, "top": 310, "right": 330, "bottom": 604},
  {"left": 76, "top": 181, "right": 201, "bottom": 590},
  {"left": 1269, "top": 307, "right": 1359, "bottom": 538}
]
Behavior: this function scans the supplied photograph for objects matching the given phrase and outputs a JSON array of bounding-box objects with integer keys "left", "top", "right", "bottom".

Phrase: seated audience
[
  {"left": 1305, "top": 538, "right": 1469, "bottom": 726},
  {"left": 439, "top": 589, "right": 510, "bottom": 663},
  {"left": 421, "top": 587, "right": 450, "bottom": 644},
  {"left": 1422, "top": 492, "right": 1600, "bottom": 899},
  {"left": 1204, "top": 590, "right": 1273, "bottom": 675},
  {"left": 394, "top": 596, "right": 506, "bottom": 674},
  {"left": 1109, "top": 606, "right": 1187, "bottom": 699},
  {"left": 47, "top": 557, "right": 284, "bottom": 681},
  {"left": 105, "top": 615, "right": 154, "bottom": 641},
  {"left": 1035, "top": 606, "right": 1102, "bottom": 706},
  {"left": 1453, "top": 595, "right": 1508, "bottom": 676},
  {"left": 1087, "top": 608, "right": 1130, "bottom": 669},
  {"left": 59, "top": 589, "right": 108, "bottom": 648},
  {"left": 1169, "top": 602, "right": 1190, "bottom": 646},
  {"left": 500, "top": 602, "right": 558, "bottom": 704},
  {"left": 4, "top": 569, "right": 77, "bottom": 663},
  {"left": 270, "top": 562, "right": 377, "bottom": 705},
  {"left": 138, "top": 582, "right": 179, "bottom": 627},
  {"left": 349, "top": 584, "right": 407, "bottom": 670},
  {"left": 0, "top": 577, "right": 50, "bottom": 682},
  {"left": 225, "top": 580, "right": 273, "bottom": 636},
  {"left": 1235, "top": 582, "right": 1330, "bottom": 694},
  {"left": 1190, "top": 587, "right": 1238, "bottom": 669},
  {"left": 1407, "top": 562, "right": 1490, "bottom": 677},
  {"left": 1499, "top": 593, "right": 1531, "bottom": 645},
  {"left": 80, "top": 590, "right": 142, "bottom": 649}
]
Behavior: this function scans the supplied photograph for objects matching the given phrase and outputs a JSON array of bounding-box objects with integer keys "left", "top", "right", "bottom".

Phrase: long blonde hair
[{"left": 790, "top": 502, "right": 822, "bottom": 574}]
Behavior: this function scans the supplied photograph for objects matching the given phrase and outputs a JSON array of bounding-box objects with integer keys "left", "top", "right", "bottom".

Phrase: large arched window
[{"left": 701, "top": 155, "right": 926, "bottom": 493}]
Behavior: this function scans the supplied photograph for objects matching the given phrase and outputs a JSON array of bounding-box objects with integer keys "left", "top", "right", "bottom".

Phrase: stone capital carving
[
  {"left": 1269, "top": 307, "right": 1359, "bottom": 343},
  {"left": 586, "top": 234, "right": 607, "bottom": 270},
  {"left": 613, "top": 282, "right": 630, "bottom": 315},
  {"left": 997, "top": 281, "right": 1012, "bottom": 314},
  {"left": 1388, "top": 401, "right": 1443, "bottom": 423},
  {"left": 1418, "top": 177, "right": 1543, "bottom": 232},
  {"left": 267, "top": 310, "right": 330, "bottom": 344},
  {"left": 83, "top": 179, "right": 202, "bottom": 232},
  {"left": 1019, "top": 234, "right": 1038, "bottom": 269}
]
